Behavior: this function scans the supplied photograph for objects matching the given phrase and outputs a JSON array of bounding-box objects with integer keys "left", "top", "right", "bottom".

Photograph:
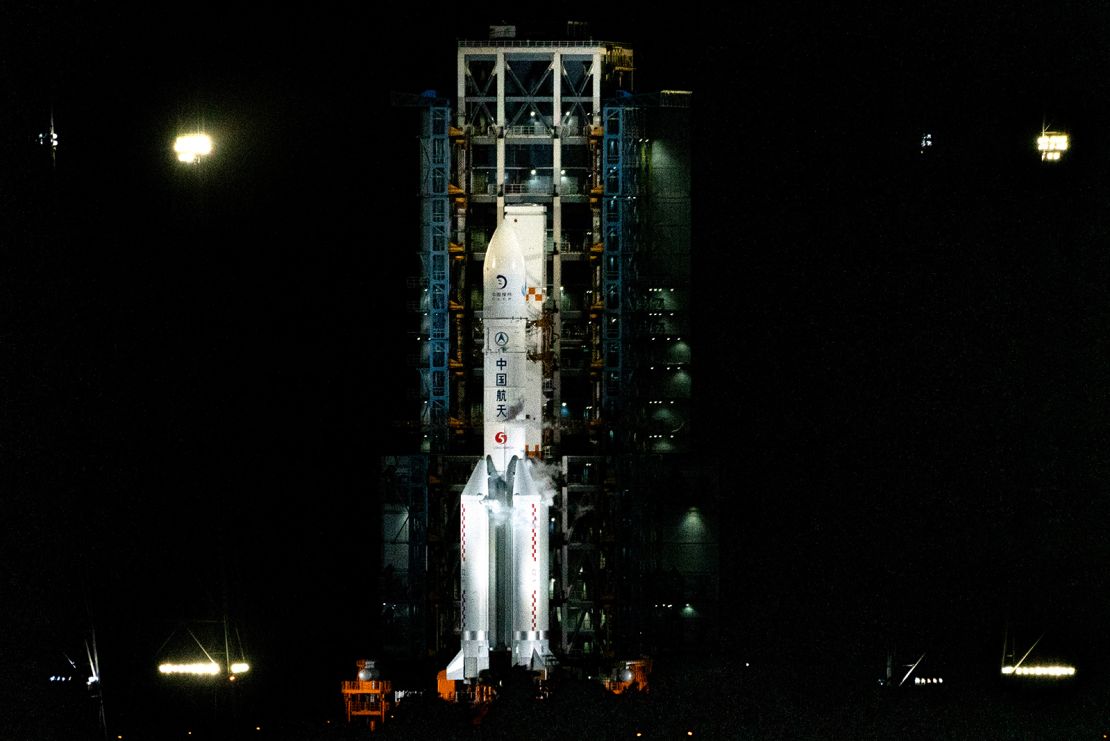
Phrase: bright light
[
  {"left": 230, "top": 662, "right": 250, "bottom": 674},
  {"left": 1037, "top": 132, "right": 1068, "bottom": 162},
  {"left": 174, "top": 133, "right": 213, "bottom": 163},
  {"left": 1001, "top": 664, "right": 1075, "bottom": 677},
  {"left": 1037, "top": 133, "right": 1069, "bottom": 152},
  {"left": 159, "top": 661, "right": 220, "bottom": 675}
]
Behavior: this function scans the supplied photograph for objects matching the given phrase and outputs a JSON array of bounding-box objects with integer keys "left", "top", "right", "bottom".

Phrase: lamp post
[{"left": 171, "top": 130, "right": 215, "bottom": 226}]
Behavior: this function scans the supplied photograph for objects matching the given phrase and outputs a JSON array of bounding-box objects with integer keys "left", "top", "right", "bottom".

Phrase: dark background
[{"left": 7, "top": 2, "right": 1110, "bottom": 736}]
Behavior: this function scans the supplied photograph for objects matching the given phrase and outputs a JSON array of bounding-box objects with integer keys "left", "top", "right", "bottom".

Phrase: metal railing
[{"left": 458, "top": 39, "right": 621, "bottom": 48}]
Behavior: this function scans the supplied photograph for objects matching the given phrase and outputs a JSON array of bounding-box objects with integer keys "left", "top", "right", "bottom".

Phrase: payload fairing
[{"left": 445, "top": 206, "right": 552, "bottom": 682}]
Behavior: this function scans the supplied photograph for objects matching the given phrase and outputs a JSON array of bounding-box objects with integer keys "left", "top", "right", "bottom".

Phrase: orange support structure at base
[
  {"left": 437, "top": 669, "right": 456, "bottom": 702},
  {"left": 342, "top": 660, "right": 393, "bottom": 732}
]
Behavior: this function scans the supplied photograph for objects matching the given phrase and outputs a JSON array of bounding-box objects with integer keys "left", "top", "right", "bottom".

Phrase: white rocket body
[
  {"left": 446, "top": 206, "right": 550, "bottom": 682},
  {"left": 482, "top": 220, "right": 530, "bottom": 470}
]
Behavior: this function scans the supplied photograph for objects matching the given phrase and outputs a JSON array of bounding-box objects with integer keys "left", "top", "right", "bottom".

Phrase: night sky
[{"left": 8, "top": 2, "right": 1110, "bottom": 736}]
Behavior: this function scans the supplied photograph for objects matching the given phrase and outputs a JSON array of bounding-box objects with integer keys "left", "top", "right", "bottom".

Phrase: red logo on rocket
[{"left": 494, "top": 431, "right": 507, "bottom": 445}]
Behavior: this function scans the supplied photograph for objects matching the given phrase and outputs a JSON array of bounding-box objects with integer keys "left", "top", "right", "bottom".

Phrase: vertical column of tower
[
  {"left": 495, "top": 50, "right": 506, "bottom": 225},
  {"left": 552, "top": 50, "right": 564, "bottom": 453}
]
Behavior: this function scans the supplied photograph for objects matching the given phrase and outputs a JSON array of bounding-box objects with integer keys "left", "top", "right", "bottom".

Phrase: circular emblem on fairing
[
  {"left": 494, "top": 331, "right": 509, "bottom": 347},
  {"left": 494, "top": 431, "right": 508, "bottom": 445},
  {"left": 496, "top": 275, "right": 508, "bottom": 289}
]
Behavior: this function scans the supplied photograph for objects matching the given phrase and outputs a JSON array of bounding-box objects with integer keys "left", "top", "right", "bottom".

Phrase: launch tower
[{"left": 381, "top": 21, "right": 717, "bottom": 681}]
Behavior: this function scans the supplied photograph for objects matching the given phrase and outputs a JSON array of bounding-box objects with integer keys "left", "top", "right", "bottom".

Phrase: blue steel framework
[
  {"left": 600, "top": 103, "right": 643, "bottom": 443},
  {"left": 420, "top": 101, "right": 452, "bottom": 453}
]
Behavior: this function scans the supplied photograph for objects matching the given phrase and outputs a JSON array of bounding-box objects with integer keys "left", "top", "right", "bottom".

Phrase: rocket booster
[
  {"left": 456, "top": 461, "right": 492, "bottom": 680},
  {"left": 446, "top": 207, "right": 550, "bottom": 682}
]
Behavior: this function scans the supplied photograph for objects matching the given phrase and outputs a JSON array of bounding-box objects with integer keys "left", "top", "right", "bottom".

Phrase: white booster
[{"left": 446, "top": 205, "right": 550, "bottom": 682}]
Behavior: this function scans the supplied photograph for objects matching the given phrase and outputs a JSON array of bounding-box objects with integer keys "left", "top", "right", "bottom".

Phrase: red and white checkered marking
[
  {"left": 531, "top": 504, "right": 538, "bottom": 629},
  {"left": 526, "top": 287, "right": 543, "bottom": 302},
  {"left": 531, "top": 505, "right": 537, "bottom": 561}
]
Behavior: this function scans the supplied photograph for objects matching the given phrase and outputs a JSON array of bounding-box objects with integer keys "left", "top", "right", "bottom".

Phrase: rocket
[{"left": 446, "top": 206, "right": 551, "bottom": 682}]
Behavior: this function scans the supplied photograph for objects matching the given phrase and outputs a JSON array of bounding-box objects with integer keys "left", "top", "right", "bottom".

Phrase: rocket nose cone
[{"left": 484, "top": 222, "right": 525, "bottom": 278}]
